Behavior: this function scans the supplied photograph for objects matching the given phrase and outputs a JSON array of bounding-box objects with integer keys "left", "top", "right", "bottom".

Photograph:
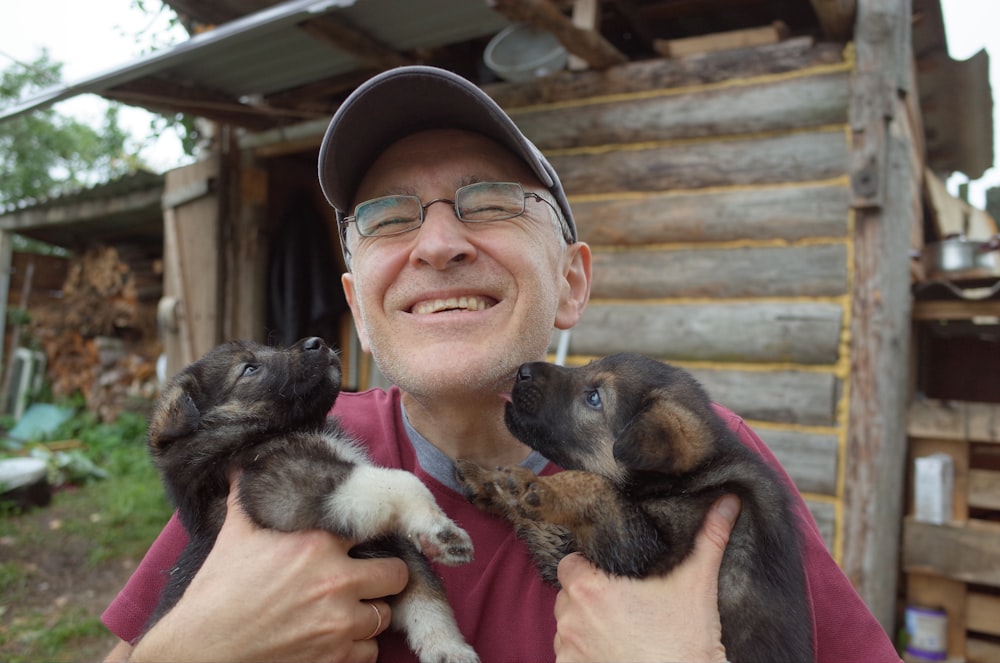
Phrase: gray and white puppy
[
  {"left": 457, "top": 352, "right": 813, "bottom": 663},
  {"left": 146, "top": 337, "right": 478, "bottom": 663}
]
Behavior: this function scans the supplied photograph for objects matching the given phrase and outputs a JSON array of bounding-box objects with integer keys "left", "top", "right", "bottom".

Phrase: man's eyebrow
[
  {"left": 458, "top": 175, "right": 483, "bottom": 188},
  {"left": 364, "top": 184, "right": 419, "bottom": 199}
]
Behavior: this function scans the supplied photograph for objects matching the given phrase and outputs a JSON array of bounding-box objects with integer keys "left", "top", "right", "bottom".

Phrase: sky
[{"left": 0, "top": 0, "right": 997, "bottom": 207}]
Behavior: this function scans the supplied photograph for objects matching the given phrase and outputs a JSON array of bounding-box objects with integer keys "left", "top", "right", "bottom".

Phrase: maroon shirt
[{"left": 103, "top": 386, "right": 901, "bottom": 662}]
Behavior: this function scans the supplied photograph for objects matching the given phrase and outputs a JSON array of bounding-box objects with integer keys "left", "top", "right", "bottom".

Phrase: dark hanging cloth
[{"left": 267, "top": 192, "right": 347, "bottom": 347}]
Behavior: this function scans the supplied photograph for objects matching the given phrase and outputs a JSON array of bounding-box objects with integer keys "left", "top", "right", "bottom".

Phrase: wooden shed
[{"left": 1, "top": 0, "right": 995, "bottom": 643}]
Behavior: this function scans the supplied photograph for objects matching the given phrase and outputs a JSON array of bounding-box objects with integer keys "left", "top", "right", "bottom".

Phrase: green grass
[{"left": 0, "top": 404, "right": 172, "bottom": 662}]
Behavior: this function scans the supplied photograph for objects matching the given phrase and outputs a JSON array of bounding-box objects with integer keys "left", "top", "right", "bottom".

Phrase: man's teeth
[{"left": 413, "top": 296, "right": 492, "bottom": 315}]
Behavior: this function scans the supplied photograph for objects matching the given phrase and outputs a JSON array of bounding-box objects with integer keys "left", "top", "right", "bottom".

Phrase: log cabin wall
[
  {"left": 489, "top": 37, "right": 852, "bottom": 550},
  {"left": 486, "top": 33, "right": 917, "bottom": 628}
]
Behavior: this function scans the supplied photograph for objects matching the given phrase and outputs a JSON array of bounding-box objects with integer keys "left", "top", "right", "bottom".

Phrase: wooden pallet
[{"left": 904, "top": 399, "right": 1000, "bottom": 662}]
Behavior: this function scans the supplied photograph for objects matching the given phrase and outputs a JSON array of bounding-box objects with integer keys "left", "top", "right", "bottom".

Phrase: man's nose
[{"left": 409, "top": 201, "right": 478, "bottom": 269}]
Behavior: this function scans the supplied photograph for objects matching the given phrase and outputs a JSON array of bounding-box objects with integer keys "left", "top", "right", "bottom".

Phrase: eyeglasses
[{"left": 341, "top": 181, "right": 561, "bottom": 239}]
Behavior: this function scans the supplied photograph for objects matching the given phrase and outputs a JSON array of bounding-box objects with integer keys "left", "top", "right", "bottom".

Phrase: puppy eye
[
  {"left": 241, "top": 364, "right": 260, "bottom": 377},
  {"left": 584, "top": 389, "right": 602, "bottom": 410}
]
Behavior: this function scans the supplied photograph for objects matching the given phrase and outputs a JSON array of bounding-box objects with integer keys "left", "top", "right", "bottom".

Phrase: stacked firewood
[{"left": 28, "top": 245, "right": 162, "bottom": 422}]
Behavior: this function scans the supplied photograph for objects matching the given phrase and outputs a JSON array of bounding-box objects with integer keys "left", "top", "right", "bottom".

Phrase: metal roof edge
[{"left": 0, "top": 0, "right": 356, "bottom": 122}]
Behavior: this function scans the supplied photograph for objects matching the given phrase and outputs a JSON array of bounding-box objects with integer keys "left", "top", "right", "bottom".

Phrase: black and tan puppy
[
  {"left": 146, "top": 337, "right": 478, "bottom": 663},
  {"left": 456, "top": 352, "right": 813, "bottom": 663}
]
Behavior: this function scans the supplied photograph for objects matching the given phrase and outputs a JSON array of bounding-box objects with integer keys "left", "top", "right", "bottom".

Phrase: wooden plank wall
[{"left": 487, "top": 38, "right": 853, "bottom": 551}]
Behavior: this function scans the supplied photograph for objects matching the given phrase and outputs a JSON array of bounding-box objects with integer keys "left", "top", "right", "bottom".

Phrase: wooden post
[{"left": 841, "top": 0, "right": 917, "bottom": 631}]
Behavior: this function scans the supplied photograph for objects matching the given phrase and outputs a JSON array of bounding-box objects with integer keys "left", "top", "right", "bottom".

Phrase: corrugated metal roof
[
  {"left": 0, "top": 171, "right": 165, "bottom": 249},
  {"left": 0, "top": 0, "right": 509, "bottom": 122}
]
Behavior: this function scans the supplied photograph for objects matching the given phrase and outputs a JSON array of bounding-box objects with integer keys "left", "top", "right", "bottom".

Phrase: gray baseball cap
[{"left": 317, "top": 65, "right": 577, "bottom": 247}]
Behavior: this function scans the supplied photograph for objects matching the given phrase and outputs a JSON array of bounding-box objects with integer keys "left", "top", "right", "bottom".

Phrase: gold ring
[{"left": 364, "top": 601, "right": 383, "bottom": 640}]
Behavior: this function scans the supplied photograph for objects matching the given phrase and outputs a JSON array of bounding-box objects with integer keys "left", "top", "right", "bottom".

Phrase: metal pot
[{"left": 923, "top": 235, "right": 1000, "bottom": 278}]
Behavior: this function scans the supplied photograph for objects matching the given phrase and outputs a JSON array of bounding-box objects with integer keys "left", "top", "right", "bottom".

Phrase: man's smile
[{"left": 410, "top": 295, "right": 497, "bottom": 315}]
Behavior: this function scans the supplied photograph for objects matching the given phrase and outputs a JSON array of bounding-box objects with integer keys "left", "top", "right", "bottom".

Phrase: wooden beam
[
  {"left": 490, "top": 0, "right": 627, "bottom": 69},
  {"left": 297, "top": 15, "right": 411, "bottom": 70},
  {"left": 104, "top": 79, "right": 312, "bottom": 131},
  {"left": 568, "top": 0, "right": 601, "bottom": 70},
  {"left": 912, "top": 299, "right": 1000, "bottom": 321},
  {"left": 849, "top": 0, "right": 910, "bottom": 209},
  {"left": 809, "top": 0, "right": 857, "bottom": 40},
  {"left": 904, "top": 517, "right": 1000, "bottom": 587},
  {"left": 654, "top": 22, "right": 789, "bottom": 58},
  {"left": 840, "top": 0, "right": 917, "bottom": 631}
]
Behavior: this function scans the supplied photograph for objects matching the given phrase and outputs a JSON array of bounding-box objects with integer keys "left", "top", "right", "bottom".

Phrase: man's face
[{"left": 341, "top": 129, "right": 590, "bottom": 400}]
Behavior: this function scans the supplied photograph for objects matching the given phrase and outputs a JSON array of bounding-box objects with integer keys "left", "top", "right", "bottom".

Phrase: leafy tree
[{"left": 0, "top": 50, "right": 141, "bottom": 209}]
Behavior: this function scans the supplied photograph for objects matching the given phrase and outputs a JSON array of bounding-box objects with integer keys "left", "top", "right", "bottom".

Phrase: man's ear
[
  {"left": 341, "top": 272, "right": 371, "bottom": 353},
  {"left": 612, "top": 395, "right": 714, "bottom": 475},
  {"left": 555, "top": 241, "right": 592, "bottom": 330},
  {"left": 147, "top": 379, "right": 202, "bottom": 451}
]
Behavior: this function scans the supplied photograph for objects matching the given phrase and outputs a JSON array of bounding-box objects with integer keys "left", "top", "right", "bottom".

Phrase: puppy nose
[
  {"left": 302, "top": 337, "right": 324, "bottom": 351},
  {"left": 516, "top": 364, "right": 533, "bottom": 382}
]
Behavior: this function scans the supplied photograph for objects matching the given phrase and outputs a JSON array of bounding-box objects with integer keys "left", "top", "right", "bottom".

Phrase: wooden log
[
  {"left": 903, "top": 517, "right": 1000, "bottom": 588},
  {"left": 689, "top": 367, "right": 839, "bottom": 427},
  {"left": 569, "top": 301, "right": 843, "bottom": 364},
  {"left": 754, "top": 428, "right": 839, "bottom": 495},
  {"left": 653, "top": 21, "right": 789, "bottom": 58},
  {"left": 591, "top": 244, "right": 848, "bottom": 299},
  {"left": 486, "top": 39, "right": 847, "bottom": 108},
  {"left": 511, "top": 71, "right": 850, "bottom": 149},
  {"left": 573, "top": 182, "right": 850, "bottom": 245},
  {"left": 549, "top": 129, "right": 849, "bottom": 195}
]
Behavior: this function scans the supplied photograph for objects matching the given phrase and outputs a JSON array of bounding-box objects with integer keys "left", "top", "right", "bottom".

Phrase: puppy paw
[
  {"left": 419, "top": 520, "right": 474, "bottom": 566},
  {"left": 416, "top": 640, "right": 480, "bottom": 663},
  {"left": 497, "top": 467, "right": 548, "bottom": 518},
  {"left": 406, "top": 511, "right": 474, "bottom": 566},
  {"left": 454, "top": 459, "right": 506, "bottom": 513}
]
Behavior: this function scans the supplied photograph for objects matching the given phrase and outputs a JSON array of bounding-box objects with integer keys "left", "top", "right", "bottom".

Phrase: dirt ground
[{"left": 0, "top": 498, "right": 140, "bottom": 661}]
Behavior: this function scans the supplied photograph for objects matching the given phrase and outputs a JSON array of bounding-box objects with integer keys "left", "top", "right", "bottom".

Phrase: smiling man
[{"left": 103, "top": 66, "right": 900, "bottom": 663}]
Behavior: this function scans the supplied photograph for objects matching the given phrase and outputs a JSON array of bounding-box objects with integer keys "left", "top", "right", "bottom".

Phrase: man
[{"left": 103, "top": 66, "right": 900, "bottom": 662}]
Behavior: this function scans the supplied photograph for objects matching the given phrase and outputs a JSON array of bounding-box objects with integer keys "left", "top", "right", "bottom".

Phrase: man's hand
[
  {"left": 129, "top": 486, "right": 407, "bottom": 662},
  {"left": 553, "top": 494, "right": 741, "bottom": 663}
]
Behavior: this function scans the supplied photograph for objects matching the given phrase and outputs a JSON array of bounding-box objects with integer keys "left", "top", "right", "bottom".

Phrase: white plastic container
[
  {"left": 913, "top": 453, "right": 954, "bottom": 524},
  {"left": 484, "top": 24, "right": 568, "bottom": 83}
]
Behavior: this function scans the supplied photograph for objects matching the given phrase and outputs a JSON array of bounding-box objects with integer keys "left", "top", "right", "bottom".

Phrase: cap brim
[{"left": 318, "top": 66, "right": 576, "bottom": 242}]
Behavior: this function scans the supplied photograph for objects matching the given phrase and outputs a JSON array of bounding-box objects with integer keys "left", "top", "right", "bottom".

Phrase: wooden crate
[{"left": 904, "top": 399, "right": 1000, "bottom": 662}]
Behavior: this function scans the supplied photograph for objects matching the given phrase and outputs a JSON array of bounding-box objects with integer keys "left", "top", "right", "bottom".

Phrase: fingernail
[{"left": 716, "top": 494, "right": 741, "bottom": 523}]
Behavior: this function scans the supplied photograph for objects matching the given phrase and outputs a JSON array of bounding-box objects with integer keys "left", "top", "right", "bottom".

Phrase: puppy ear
[
  {"left": 612, "top": 395, "right": 714, "bottom": 476},
  {"left": 147, "top": 380, "right": 202, "bottom": 450}
]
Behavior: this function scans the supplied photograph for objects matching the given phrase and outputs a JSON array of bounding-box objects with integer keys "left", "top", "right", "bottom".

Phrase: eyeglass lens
[{"left": 353, "top": 182, "right": 527, "bottom": 237}]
